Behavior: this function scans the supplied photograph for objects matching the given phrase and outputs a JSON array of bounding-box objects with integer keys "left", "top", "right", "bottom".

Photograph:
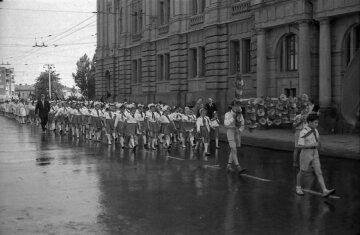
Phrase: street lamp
[{"left": 43, "top": 64, "right": 55, "bottom": 99}]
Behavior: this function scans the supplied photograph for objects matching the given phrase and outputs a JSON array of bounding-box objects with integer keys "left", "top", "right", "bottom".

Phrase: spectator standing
[{"left": 205, "top": 98, "right": 217, "bottom": 119}]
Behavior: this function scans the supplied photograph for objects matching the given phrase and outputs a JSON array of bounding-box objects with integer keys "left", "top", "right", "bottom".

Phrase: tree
[
  {"left": 34, "top": 69, "right": 64, "bottom": 99},
  {"left": 72, "top": 54, "right": 96, "bottom": 99}
]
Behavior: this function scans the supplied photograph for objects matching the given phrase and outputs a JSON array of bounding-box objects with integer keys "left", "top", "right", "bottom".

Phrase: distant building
[
  {"left": 15, "top": 84, "right": 35, "bottom": 99},
  {"left": 0, "top": 67, "right": 15, "bottom": 98},
  {"left": 95, "top": 0, "right": 360, "bottom": 130}
]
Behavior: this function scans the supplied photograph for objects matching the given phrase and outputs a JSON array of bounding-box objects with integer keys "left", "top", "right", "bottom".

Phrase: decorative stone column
[
  {"left": 298, "top": 20, "right": 311, "bottom": 96},
  {"left": 319, "top": 18, "right": 332, "bottom": 108},
  {"left": 256, "top": 29, "right": 267, "bottom": 97}
]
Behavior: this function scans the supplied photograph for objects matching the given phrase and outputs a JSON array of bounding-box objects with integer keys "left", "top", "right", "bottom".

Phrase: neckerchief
[
  {"left": 165, "top": 115, "right": 172, "bottom": 123},
  {"left": 301, "top": 128, "right": 318, "bottom": 142}
]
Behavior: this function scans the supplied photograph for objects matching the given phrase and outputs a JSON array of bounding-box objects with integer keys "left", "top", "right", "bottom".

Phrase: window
[
  {"left": 284, "top": 88, "right": 296, "bottom": 98},
  {"left": 199, "top": 47, "right": 205, "bottom": 76},
  {"left": 132, "top": 1, "right": 142, "bottom": 34},
  {"left": 286, "top": 34, "right": 297, "bottom": 71},
  {"left": 190, "top": 48, "right": 198, "bottom": 78},
  {"left": 133, "top": 12, "right": 138, "bottom": 33},
  {"left": 159, "top": 0, "right": 170, "bottom": 25},
  {"left": 160, "top": 1, "right": 164, "bottom": 24},
  {"left": 138, "top": 59, "right": 142, "bottom": 83},
  {"left": 192, "top": 0, "right": 198, "bottom": 15},
  {"left": 119, "top": 8, "right": 123, "bottom": 33},
  {"left": 158, "top": 55, "right": 164, "bottom": 81},
  {"left": 105, "top": 71, "right": 111, "bottom": 91},
  {"left": 132, "top": 60, "right": 138, "bottom": 83},
  {"left": 164, "top": 53, "right": 170, "bottom": 80},
  {"left": 138, "top": 10, "right": 143, "bottom": 31},
  {"left": 279, "top": 34, "right": 298, "bottom": 72},
  {"left": 191, "top": 0, "right": 205, "bottom": 15},
  {"left": 199, "top": 0, "right": 206, "bottom": 13},
  {"left": 343, "top": 24, "right": 360, "bottom": 66},
  {"left": 230, "top": 40, "right": 240, "bottom": 74},
  {"left": 242, "top": 38, "right": 251, "bottom": 73},
  {"left": 157, "top": 54, "right": 170, "bottom": 81}
]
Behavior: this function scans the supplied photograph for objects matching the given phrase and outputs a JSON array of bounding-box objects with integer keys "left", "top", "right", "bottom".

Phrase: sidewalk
[{"left": 218, "top": 126, "right": 360, "bottom": 160}]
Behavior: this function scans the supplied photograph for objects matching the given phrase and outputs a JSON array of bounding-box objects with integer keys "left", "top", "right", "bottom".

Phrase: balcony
[
  {"left": 158, "top": 24, "right": 169, "bottom": 35},
  {"left": 189, "top": 13, "right": 204, "bottom": 27},
  {"left": 231, "top": 0, "right": 251, "bottom": 16}
]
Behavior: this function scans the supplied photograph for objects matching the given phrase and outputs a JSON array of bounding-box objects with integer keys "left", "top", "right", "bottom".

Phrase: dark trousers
[{"left": 40, "top": 116, "right": 48, "bottom": 131}]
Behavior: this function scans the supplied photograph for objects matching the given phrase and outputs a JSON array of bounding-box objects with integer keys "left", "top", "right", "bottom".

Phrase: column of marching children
[{"left": 0, "top": 100, "right": 221, "bottom": 157}]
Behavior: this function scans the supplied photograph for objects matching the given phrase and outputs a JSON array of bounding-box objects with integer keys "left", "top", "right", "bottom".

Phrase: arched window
[
  {"left": 343, "top": 24, "right": 360, "bottom": 66},
  {"left": 278, "top": 33, "right": 298, "bottom": 72}
]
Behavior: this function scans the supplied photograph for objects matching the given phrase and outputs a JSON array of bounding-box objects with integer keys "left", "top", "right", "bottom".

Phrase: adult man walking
[
  {"left": 35, "top": 94, "right": 50, "bottom": 132},
  {"left": 205, "top": 98, "right": 217, "bottom": 119}
]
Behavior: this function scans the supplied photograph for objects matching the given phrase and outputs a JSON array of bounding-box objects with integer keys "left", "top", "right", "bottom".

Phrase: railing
[
  {"left": 158, "top": 24, "right": 169, "bottom": 35},
  {"left": 231, "top": 0, "right": 251, "bottom": 16},
  {"left": 189, "top": 13, "right": 204, "bottom": 27}
]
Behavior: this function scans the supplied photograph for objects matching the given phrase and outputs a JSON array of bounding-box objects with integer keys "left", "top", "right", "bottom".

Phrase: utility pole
[{"left": 43, "top": 64, "right": 55, "bottom": 99}]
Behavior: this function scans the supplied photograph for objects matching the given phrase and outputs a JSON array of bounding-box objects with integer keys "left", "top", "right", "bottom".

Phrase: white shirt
[
  {"left": 125, "top": 112, "right": 138, "bottom": 124},
  {"left": 170, "top": 112, "right": 184, "bottom": 121},
  {"left": 224, "top": 110, "right": 244, "bottom": 131},
  {"left": 297, "top": 126, "right": 319, "bottom": 146},
  {"left": 135, "top": 111, "right": 146, "bottom": 122},
  {"left": 210, "top": 117, "right": 220, "bottom": 128},
  {"left": 159, "top": 114, "right": 173, "bottom": 124},
  {"left": 182, "top": 114, "right": 196, "bottom": 122},
  {"left": 146, "top": 110, "right": 160, "bottom": 122},
  {"left": 196, "top": 116, "right": 210, "bottom": 132}
]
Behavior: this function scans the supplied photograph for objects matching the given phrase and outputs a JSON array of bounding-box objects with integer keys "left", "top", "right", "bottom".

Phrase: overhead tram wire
[
  {"left": 8, "top": 16, "right": 96, "bottom": 64},
  {"left": 49, "top": 21, "right": 96, "bottom": 45},
  {"left": 8, "top": 15, "right": 95, "bottom": 61},
  {"left": 43, "top": 15, "right": 95, "bottom": 44},
  {"left": 0, "top": 7, "right": 95, "bottom": 14}
]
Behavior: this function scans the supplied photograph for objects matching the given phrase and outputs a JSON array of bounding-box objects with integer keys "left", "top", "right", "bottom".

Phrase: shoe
[
  {"left": 296, "top": 186, "right": 304, "bottom": 196},
  {"left": 236, "top": 166, "right": 246, "bottom": 175},
  {"left": 322, "top": 189, "right": 336, "bottom": 198},
  {"left": 216, "top": 146, "right": 219, "bottom": 149},
  {"left": 205, "top": 152, "right": 211, "bottom": 156},
  {"left": 226, "top": 164, "right": 234, "bottom": 173}
]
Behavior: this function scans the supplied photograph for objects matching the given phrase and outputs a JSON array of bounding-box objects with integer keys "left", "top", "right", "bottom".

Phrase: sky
[{"left": 0, "top": 0, "right": 96, "bottom": 87}]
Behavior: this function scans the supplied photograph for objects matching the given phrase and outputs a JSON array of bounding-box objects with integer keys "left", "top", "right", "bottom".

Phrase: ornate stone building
[{"left": 95, "top": 0, "right": 359, "bottom": 127}]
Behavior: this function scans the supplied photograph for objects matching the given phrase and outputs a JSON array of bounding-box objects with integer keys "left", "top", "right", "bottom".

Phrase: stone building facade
[{"left": 95, "top": 0, "right": 360, "bottom": 125}]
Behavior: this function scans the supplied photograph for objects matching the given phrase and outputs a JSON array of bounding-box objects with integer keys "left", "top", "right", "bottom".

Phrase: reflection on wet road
[{"left": 0, "top": 117, "right": 359, "bottom": 234}]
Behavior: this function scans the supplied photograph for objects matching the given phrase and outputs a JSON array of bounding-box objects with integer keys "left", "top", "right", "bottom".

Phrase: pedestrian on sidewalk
[
  {"left": 224, "top": 99, "right": 246, "bottom": 174},
  {"left": 295, "top": 113, "right": 336, "bottom": 197},
  {"left": 35, "top": 94, "right": 50, "bottom": 132}
]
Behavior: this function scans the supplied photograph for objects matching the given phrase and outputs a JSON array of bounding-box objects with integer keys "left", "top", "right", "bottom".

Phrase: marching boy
[{"left": 295, "top": 113, "right": 335, "bottom": 197}]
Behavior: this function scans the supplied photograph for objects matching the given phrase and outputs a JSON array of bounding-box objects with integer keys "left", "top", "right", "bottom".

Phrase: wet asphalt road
[{"left": 0, "top": 117, "right": 359, "bottom": 235}]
